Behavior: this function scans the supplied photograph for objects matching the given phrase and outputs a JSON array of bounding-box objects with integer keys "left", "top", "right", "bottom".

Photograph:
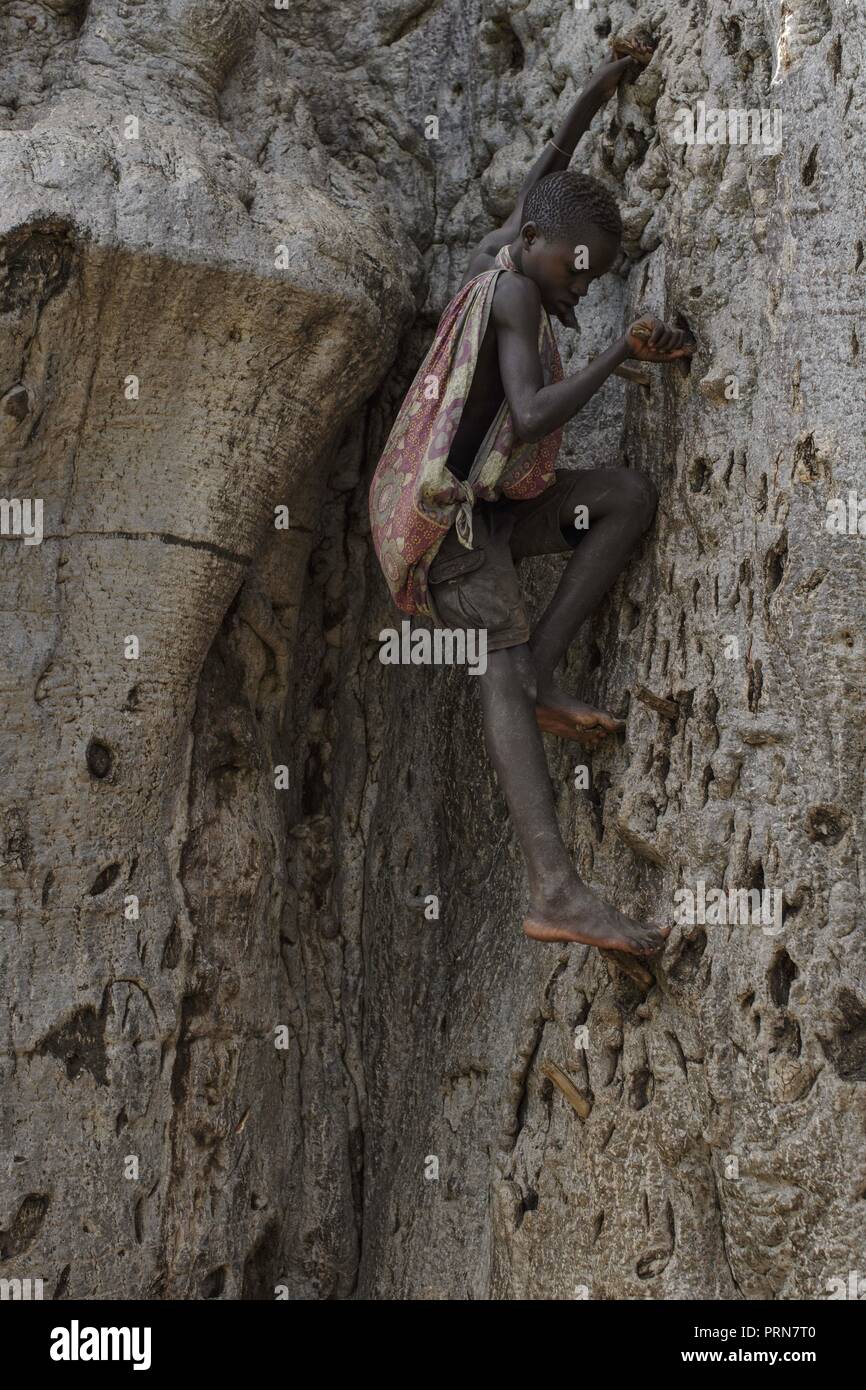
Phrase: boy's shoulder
[{"left": 491, "top": 267, "right": 542, "bottom": 330}]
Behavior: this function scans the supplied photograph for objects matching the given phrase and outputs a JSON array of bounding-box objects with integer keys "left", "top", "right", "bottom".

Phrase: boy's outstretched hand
[
  {"left": 610, "top": 31, "right": 655, "bottom": 67},
  {"left": 585, "top": 54, "right": 638, "bottom": 103},
  {"left": 584, "top": 33, "right": 655, "bottom": 103},
  {"left": 625, "top": 316, "right": 696, "bottom": 362}
]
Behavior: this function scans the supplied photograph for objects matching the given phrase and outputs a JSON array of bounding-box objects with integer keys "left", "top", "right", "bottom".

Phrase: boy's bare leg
[
  {"left": 529, "top": 469, "right": 658, "bottom": 738},
  {"left": 479, "top": 645, "right": 668, "bottom": 954}
]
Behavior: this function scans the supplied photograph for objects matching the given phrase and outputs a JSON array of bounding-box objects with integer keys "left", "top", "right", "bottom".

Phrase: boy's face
[{"left": 520, "top": 221, "right": 620, "bottom": 328}]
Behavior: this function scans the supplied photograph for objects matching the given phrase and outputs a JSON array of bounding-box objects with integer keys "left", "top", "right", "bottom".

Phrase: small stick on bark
[
  {"left": 600, "top": 948, "right": 655, "bottom": 990},
  {"left": 540, "top": 1060, "right": 592, "bottom": 1118},
  {"left": 613, "top": 363, "right": 652, "bottom": 387},
  {"left": 634, "top": 685, "right": 680, "bottom": 721}
]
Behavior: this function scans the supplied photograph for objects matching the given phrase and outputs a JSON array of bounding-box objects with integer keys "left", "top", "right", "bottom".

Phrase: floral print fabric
[{"left": 369, "top": 245, "right": 563, "bottom": 618}]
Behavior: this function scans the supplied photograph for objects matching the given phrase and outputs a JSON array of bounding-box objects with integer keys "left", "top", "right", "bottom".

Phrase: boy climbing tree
[{"left": 370, "top": 37, "right": 694, "bottom": 958}]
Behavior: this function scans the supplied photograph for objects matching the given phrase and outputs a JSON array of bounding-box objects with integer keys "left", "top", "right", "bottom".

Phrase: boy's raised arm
[
  {"left": 460, "top": 48, "right": 643, "bottom": 287},
  {"left": 501, "top": 54, "right": 635, "bottom": 234}
]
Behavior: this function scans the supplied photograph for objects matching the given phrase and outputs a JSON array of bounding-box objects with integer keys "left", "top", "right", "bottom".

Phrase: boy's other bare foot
[
  {"left": 535, "top": 683, "right": 626, "bottom": 746},
  {"left": 523, "top": 878, "right": 670, "bottom": 957}
]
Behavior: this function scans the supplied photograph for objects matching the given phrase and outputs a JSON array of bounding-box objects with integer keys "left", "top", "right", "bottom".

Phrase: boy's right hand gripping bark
[{"left": 625, "top": 315, "right": 696, "bottom": 362}]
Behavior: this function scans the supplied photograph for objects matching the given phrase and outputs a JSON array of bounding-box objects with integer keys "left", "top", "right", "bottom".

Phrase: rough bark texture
[{"left": 1, "top": 0, "right": 864, "bottom": 1300}]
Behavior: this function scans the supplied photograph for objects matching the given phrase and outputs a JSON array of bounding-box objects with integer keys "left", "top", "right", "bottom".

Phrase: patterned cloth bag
[{"left": 369, "top": 245, "right": 563, "bottom": 618}]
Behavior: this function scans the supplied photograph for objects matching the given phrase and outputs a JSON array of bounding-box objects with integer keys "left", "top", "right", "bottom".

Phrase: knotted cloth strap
[{"left": 455, "top": 479, "right": 476, "bottom": 550}]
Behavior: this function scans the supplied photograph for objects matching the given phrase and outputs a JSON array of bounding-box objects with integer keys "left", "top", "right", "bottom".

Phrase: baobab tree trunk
[{"left": 1, "top": 0, "right": 864, "bottom": 1301}]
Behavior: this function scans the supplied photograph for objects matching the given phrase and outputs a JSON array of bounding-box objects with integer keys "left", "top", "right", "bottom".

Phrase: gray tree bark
[{"left": 1, "top": 0, "right": 864, "bottom": 1300}]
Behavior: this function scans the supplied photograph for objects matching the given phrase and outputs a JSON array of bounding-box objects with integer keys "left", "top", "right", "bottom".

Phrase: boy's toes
[{"left": 644, "top": 921, "right": 672, "bottom": 951}]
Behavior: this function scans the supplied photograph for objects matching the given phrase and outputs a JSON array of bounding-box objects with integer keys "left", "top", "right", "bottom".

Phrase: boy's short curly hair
[{"left": 523, "top": 170, "right": 622, "bottom": 242}]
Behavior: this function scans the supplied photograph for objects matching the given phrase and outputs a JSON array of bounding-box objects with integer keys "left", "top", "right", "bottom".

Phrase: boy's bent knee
[
  {"left": 478, "top": 647, "right": 512, "bottom": 683},
  {"left": 478, "top": 644, "right": 535, "bottom": 700},
  {"left": 520, "top": 670, "right": 538, "bottom": 705},
  {"left": 620, "top": 470, "right": 658, "bottom": 530}
]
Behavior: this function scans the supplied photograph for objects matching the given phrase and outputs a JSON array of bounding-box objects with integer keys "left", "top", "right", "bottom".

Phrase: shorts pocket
[
  {"left": 455, "top": 560, "right": 521, "bottom": 633},
  {"left": 430, "top": 547, "right": 486, "bottom": 626},
  {"left": 451, "top": 583, "right": 494, "bottom": 632},
  {"left": 428, "top": 548, "right": 486, "bottom": 584}
]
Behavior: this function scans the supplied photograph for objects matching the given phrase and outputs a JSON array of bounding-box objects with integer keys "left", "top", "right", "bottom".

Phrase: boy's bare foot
[
  {"left": 535, "top": 683, "right": 626, "bottom": 746},
  {"left": 523, "top": 878, "right": 670, "bottom": 957}
]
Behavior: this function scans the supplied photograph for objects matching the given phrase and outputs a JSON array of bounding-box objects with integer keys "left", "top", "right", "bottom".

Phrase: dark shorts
[{"left": 427, "top": 469, "right": 586, "bottom": 652}]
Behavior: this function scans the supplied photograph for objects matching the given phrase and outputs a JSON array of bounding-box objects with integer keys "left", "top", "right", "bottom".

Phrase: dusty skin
[{"left": 523, "top": 877, "right": 672, "bottom": 955}]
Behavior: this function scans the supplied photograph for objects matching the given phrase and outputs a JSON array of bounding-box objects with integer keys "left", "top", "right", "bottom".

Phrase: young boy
[{"left": 370, "top": 43, "right": 694, "bottom": 958}]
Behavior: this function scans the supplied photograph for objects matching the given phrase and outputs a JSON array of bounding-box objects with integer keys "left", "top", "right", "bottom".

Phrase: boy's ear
[{"left": 520, "top": 221, "right": 540, "bottom": 249}]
